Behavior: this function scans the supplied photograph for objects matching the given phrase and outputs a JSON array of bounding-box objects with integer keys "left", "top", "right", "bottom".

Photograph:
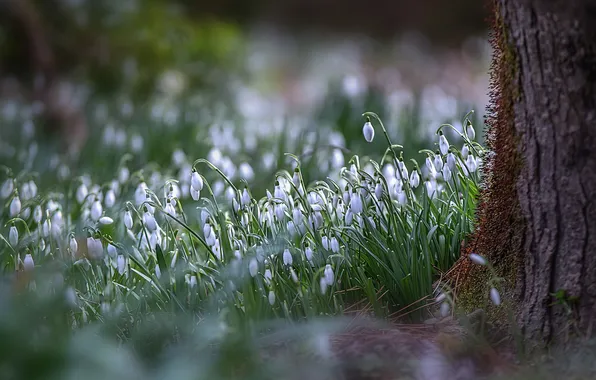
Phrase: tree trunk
[
  {"left": 455, "top": 0, "right": 596, "bottom": 349},
  {"left": 503, "top": 0, "right": 596, "bottom": 344}
]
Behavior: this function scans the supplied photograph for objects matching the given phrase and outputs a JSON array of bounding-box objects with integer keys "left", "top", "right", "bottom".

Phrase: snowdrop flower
[
  {"left": 87, "top": 237, "right": 103, "bottom": 259},
  {"left": 330, "top": 236, "right": 340, "bottom": 253},
  {"left": 397, "top": 190, "right": 407, "bottom": 205},
  {"left": 290, "top": 268, "right": 299, "bottom": 283},
  {"left": 466, "top": 155, "right": 477, "bottom": 173},
  {"left": 434, "top": 154, "right": 444, "bottom": 171},
  {"left": 324, "top": 264, "right": 335, "bottom": 285},
  {"left": 191, "top": 171, "right": 203, "bottom": 192},
  {"left": 275, "top": 203, "right": 285, "bottom": 221},
  {"left": 9, "top": 226, "right": 18, "bottom": 246},
  {"left": 350, "top": 191, "right": 363, "bottom": 214},
  {"left": 165, "top": 200, "right": 176, "bottom": 215},
  {"left": 425, "top": 180, "right": 437, "bottom": 198},
  {"left": 104, "top": 189, "right": 116, "bottom": 208},
  {"left": 447, "top": 152, "right": 457, "bottom": 170},
  {"left": 155, "top": 264, "right": 161, "bottom": 279},
  {"left": 490, "top": 287, "right": 501, "bottom": 306},
  {"left": 239, "top": 162, "right": 254, "bottom": 181},
  {"left": 264, "top": 269, "right": 272, "bottom": 285},
  {"left": 117, "top": 255, "right": 126, "bottom": 275},
  {"left": 134, "top": 182, "right": 148, "bottom": 206},
  {"left": 76, "top": 183, "right": 88, "bottom": 204},
  {"left": 283, "top": 248, "right": 293, "bottom": 266},
  {"left": 249, "top": 258, "right": 258, "bottom": 277},
  {"left": 442, "top": 166, "right": 452, "bottom": 182},
  {"left": 33, "top": 205, "right": 42, "bottom": 223},
  {"left": 362, "top": 121, "right": 375, "bottom": 142},
  {"left": 124, "top": 210, "right": 133, "bottom": 229},
  {"left": 107, "top": 243, "right": 117, "bottom": 259},
  {"left": 466, "top": 122, "right": 476, "bottom": 140},
  {"left": 440, "top": 302, "right": 450, "bottom": 317},
  {"left": 118, "top": 167, "right": 130, "bottom": 183},
  {"left": 90, "top": 199, "right": 102, "bottom": 221},
  {"left": 344, "top": 209, "right": 353, "bottom": 225},
  {"left": 99, "top": 216, "right": 114, "bottom": 225},
  {"left": 322, "top": 236, "right": 329, "bottom": 250},
  {"left": 190, "top": 186, "right": 200, "bottom": 201},
  {"left": 425, "top": 157, "right": 437, "bottom": 179},
  {"left": 70, "top": 236, "right": 78, "bottom": 256},
  {"left": 1, "top": 179, "right": 14, "bottom": 199},
  {"left": 375, "top": 181, "right": 383, "bottom": 199},
  {"left": 469, "top": 253, "right": 487, "bottom": 265},
  {"left": 305, "top": 246, "right": 314, "bottom": 262},
  {"left": 10, "top": 195, "right": 21, "bottom": 217},
  {"left": 292, "top": 168, "right": 301, "bottom": 188},
  {"left": 292, "top": 206, "right": 303, "bottom": 225},
  {"left": 461, "top": 144, "right": 470, "bottom": 160},
  {"left": 439, "top": 133, "right": 449, "bottom": 155},
  {"left": 409, "top": 170, "right": 420, "bottom": 188},
  {"left": 189, "top": 275, "right": 197, "bottom": 288},
  {"left": 143, "top": 210, "right": 157, "bottom": 232},
  {"left": 320, "top": 277, "right": 328, "bottom": 295},
  {"left": 268, "top": 290, "right": 276, "bottom": 305},
  {"left": 241, "top": 188, "right": 251, "bottom": 207},
  {"left": 42, "top": 219, "right": 51, "bottom": 237},
  {"left": 23, "top": 254, "right": 34, "bottom": 271}
]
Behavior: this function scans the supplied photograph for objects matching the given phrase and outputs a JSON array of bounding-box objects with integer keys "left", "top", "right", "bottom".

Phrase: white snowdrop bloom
[
  {"left": 274, "top": 182, "right": 286, "bottom": 202},
  {"left": 206, "top": 230, "right": 216, "bottom": 247},
  {"left": 213, "top": 243, "right": 222, "bottom": 260},
  {"left": 135, "top": 182, "right": 148, "bottom": 206},
  {"left": 239, "top": 162, "right": 255, "bottom": 181},
  {"left": 143, "top": 211, "right": 157, "bottom": 232},
  {"left": 23, "top": 254, "right": 35, "bottom": 271},
  {"left": 434, "top": 154, "right": 444, "bottom": 171},
  {"left": 76, "top": 183, "right": 88, "bottom": 204},
  {"left": 191, "top": 171, "right": 203, "bottom": 192},
  {"left": 330, "top": 237, "right": 340, "bottom": 253},
  {"left": 322, "top": 236, "right": 329, "bottom": 250},
  {"left": 320, "top": 277, "right": 328, "bottom": 295},
  {"left": 397, "top": 190, "right": 407, "bottom": 205},
  {"left": 292, "top": 206, "right": 303, "bottom": 225},
  {"left": 90, "top": 199, "right": 102, "bottom": 221},
  {"left": 461, "top": 144, "right": 470, "bottom": 160},
  {"left": 203, "top": 222, "right": 212, "bottom": 239},
  {"left": 33, "top": 205, "right": 42, "bottom": 223},
  {"left": 117, "top": 255, "right": 126, "bottom": 275},
  {"left": 241, "top": 188, "right": 251, "bottom": 207},
  {"left": 439, "top": 133, "right": 449, "bottom": 155},
  {"left": 490, "top": 287, "right": 501, "bottom": 306},
  {"left": 9, "top": 196, "right": 21, "bottom": 217},
  {"left": 440, "top": 302, "right": 450, "bottom": 317},
  {"left": 42, "top": 219, "right": 51, "bottom": 237},
  {"left": 104, "top": 189, "right": 116, "bottom": 208},
  {"left": 283, "top": 249, "right": 293, "bottom": 266},
  {"left": 466, "top": 155, "right": 477, "bottom": 173},
  {"left": 20, "top": 207, "right": 29, "bottom": 220},
  {"left": 28, "top": 181, "right": 37, "bottom": 198},
  {"left": 87, "top": 237, "right": 103, "bottom": 259},
  {"left": 264, "top": 269, "right": 272, "bottom": 285},
  {"left": 118, "top": 167, "right": 130, "bottom": 183},
  {"left": 425, "top": 157, "right": 437, "bottom": 179},
  {"left": 70, "top": 236, "right": 78, "bottom": 256},
  {"left": 342, "top": 187, "right": 350, "bottom": 205},
  {"left": 268, "top": 290, "right": 276, "bottom": 306},
  {"left": 21, "top": 182, "right": 32, "bottom": 201},
  {"left": 290, "top": 268, "right": 299, "bottom": 283},
  {"left": 200, "top": 209, "right": 210, "bottom": 225},
  {"left": 344, "top": 209, "right": 354, "bottom": 225},
  {"left": 442, "top": 166, "right": 452, "bottom": 182},
  {"left": 275, "top": 203, "right": 286, "bottom": 221},
  {"left": 447, "top": 152, "right": 457, "bottom": 170},
  {"left": 99, "top": 216, "right": 113, "bottom": 225},
  {"left": 1, "top": 179, "right": 14, "bottom": 199},
  {"left": 292, "top": 169, "right": 301, "bottom": 189},
  {"left": 190, "top": 186, "right": 200, "bottom": 201},
  {"left": 124, "top": 210, "right": 133, "bottom": 229},
  {"left": 305, "top": 246, "right": 314, "bottom": 262},
  {"left": 313, "top": 211, "right": 324, "bottom": 230},
  {"left": 469, "top": 253, "right": 487, "bottom": 266},
  {"left": 155, "top": 264, "right": 161, "bottom": 279},
  {"left": 409, "top": 170, "right": 420, "bottom": 188},
  {"left": 249, "top": 258, "right": 258, "bottom": 277},
  {"left": 130, "top": 134, "right": 144, "bottom": 152},
  {"left": 324, "top": 264, "right": 335, "bottom": 285},
  {"left": 436, "top": 293, "right": 447, "bottom": 303},
  {"left": 398, "top": 160, "right": 409, "bottom": 179},
  {"left": 107, "top": 243, "right": 117, "bottom": 259},
  {"left": 165, "top": 201, "right": 176, "bottom": 215},
  {"left": 375, "top": 181, "right": 383, "bottom": 199},
  {"left": 350, "top": 191, "right": 363, "bottom": 214},
  {"left": 9, "top": 226, "right": 18, "bottom": 246},
  {"left": 189, "top": 275, "right": 197, "bottom": 288},
  {"left": 466, "top": 122, "right": 476, "bottom": 140},
  {"left": 207, "top": 148, "right": 223, "bottom": 166},
  {"left": 425, "top": 180, "right": 437, "bottom": 199}
]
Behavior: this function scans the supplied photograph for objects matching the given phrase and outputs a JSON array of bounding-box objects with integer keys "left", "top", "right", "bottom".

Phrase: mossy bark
[{"left": 453, "top": 0, "right": 596, "bottom": 349}]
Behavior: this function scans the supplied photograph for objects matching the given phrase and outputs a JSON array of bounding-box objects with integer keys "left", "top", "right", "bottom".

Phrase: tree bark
[{"left": 495, "top": 0, "right": 596, "bottom": 345}]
